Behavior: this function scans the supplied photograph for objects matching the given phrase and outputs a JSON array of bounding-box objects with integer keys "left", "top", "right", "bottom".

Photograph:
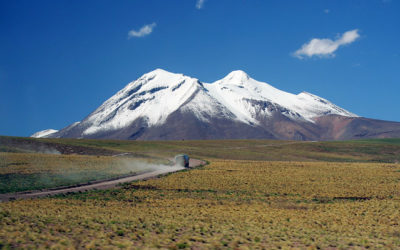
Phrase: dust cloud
[
  {"left": 115, "top": 157, "right": 185, "bottom": 175},
  {"left": 32, "top": 156, "right": 184, "bottom": 191},
  {"left": 12, "top": 144, "right": 61, "bottom": 155}
]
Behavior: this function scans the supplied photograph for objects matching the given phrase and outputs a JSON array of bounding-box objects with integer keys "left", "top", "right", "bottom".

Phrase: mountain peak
[
  {"left": 140, "top": 69, "right": 201, "bottom": 86},
  {"left": 149, "top": 68, "right": 174, "bottom": 74},
  {"left": 223, "top": 70, "right": 250, "bottom": 83},
  {"left": 144, "top": 68, "right": 181, "bottom": 78}
]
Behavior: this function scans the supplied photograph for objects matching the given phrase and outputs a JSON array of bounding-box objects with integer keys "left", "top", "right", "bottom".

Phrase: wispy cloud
[
  {"left": 196, "top": 0, "right": 205, "bottom": 9},
  {"left": 324, "top": 9, "right": 330, "bottom": 14},
  {"left": 293, "top": 29, "right": 360, "bottom": 59},
  {"left": 128, "top": 23, "right": 156, "bottom": 38}
]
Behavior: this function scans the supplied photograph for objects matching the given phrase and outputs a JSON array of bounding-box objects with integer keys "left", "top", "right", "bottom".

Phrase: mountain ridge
[{"left": 33, "top": 69, "right": 400, "bottom": 141}]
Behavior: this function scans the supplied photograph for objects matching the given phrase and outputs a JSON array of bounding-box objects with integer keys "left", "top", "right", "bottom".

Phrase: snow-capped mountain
[
  {"left": 31, "top": 129, "right": 58, "bottom": 138},
  {"left": 204, "top": 70, "right": 356, "bottom": 124},
  {"left": 80, "top": 69, "right": 228, "bottom": 136},
  {"left": 41, "top": 69, "right": 400, "bottom": 140}
]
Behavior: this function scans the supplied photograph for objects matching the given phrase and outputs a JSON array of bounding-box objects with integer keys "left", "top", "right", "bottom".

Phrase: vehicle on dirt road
[{"left": 174, "top": 154, "right": 190, "bottom": 168}]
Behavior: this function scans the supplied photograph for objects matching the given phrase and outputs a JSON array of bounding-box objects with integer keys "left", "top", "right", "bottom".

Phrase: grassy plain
[
  {"left": 23, "top": 136, "right": 400, "bottom": 162},
  {"left": 0, "top": 152, "right": 167, "bottom": 193},
  {"left": 1, "top": 137, "right": 400, "bottom": 248}
]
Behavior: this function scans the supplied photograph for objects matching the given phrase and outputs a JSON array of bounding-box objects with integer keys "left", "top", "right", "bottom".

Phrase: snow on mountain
[
  {"left": 204, "top": 70, "right": 357, "bottom": 125},
  {"left": 81, "top": 69, "right": 227, "bottom": 136},
  {"left": 295, "top": 91, "right": 357, "bottom": 119},
  {"left": 31, "top": 129, "right": 58, "bottom": 138},
  {"left": 46, "top": 68, "right": 359, "bottom": 140}
]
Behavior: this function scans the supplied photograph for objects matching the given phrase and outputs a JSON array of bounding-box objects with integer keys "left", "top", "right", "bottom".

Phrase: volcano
[{"left": 34, "top": 69, "right": 400, "bottom": 140}]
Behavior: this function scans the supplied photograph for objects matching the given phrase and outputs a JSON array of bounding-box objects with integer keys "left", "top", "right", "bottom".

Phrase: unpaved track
[{"left": 0, "top": 158, "right": 206, "bottom": 202}]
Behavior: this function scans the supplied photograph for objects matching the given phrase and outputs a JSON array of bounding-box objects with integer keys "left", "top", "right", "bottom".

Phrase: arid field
[{"left": 1, "top": 137, "right": 400, "bottom": 248}]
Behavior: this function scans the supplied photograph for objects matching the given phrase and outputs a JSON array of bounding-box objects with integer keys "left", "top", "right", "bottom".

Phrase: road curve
[{"left": 0, "top": 158, "right": 206, "bottom": 202}]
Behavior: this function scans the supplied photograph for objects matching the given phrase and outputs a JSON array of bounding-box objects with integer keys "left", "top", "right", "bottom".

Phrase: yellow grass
[{"left": 1, "top": 160, "right": 400, "bottom": 248}]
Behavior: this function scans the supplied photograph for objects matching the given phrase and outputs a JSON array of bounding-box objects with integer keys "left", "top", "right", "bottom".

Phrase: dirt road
[{"left": 0, "top": 158, "right": 206, "bottom": 202}]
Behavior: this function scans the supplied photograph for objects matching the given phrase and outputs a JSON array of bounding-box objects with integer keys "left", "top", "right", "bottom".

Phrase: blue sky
[{"left": 1, "top": 0, "right": 399, "bottom": 136}]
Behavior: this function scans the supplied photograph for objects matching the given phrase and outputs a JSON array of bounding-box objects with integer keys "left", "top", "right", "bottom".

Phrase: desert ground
[{"left": 0, "top": 136, "right": 399, "bottom": 248}]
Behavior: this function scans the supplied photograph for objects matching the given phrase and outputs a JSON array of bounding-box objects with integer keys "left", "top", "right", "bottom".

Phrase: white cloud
[
  {"left": 196, "top": 0, "right": 205, "bottom": 9},
  {"left": 324, "top": 9, "right": 330, "bottom": 14},
  {"left": 294, "top": 29, "right": 360, "bottom": 59},
  {"left": 128, "top": 23, "right": 156, "bottom": 38}
]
